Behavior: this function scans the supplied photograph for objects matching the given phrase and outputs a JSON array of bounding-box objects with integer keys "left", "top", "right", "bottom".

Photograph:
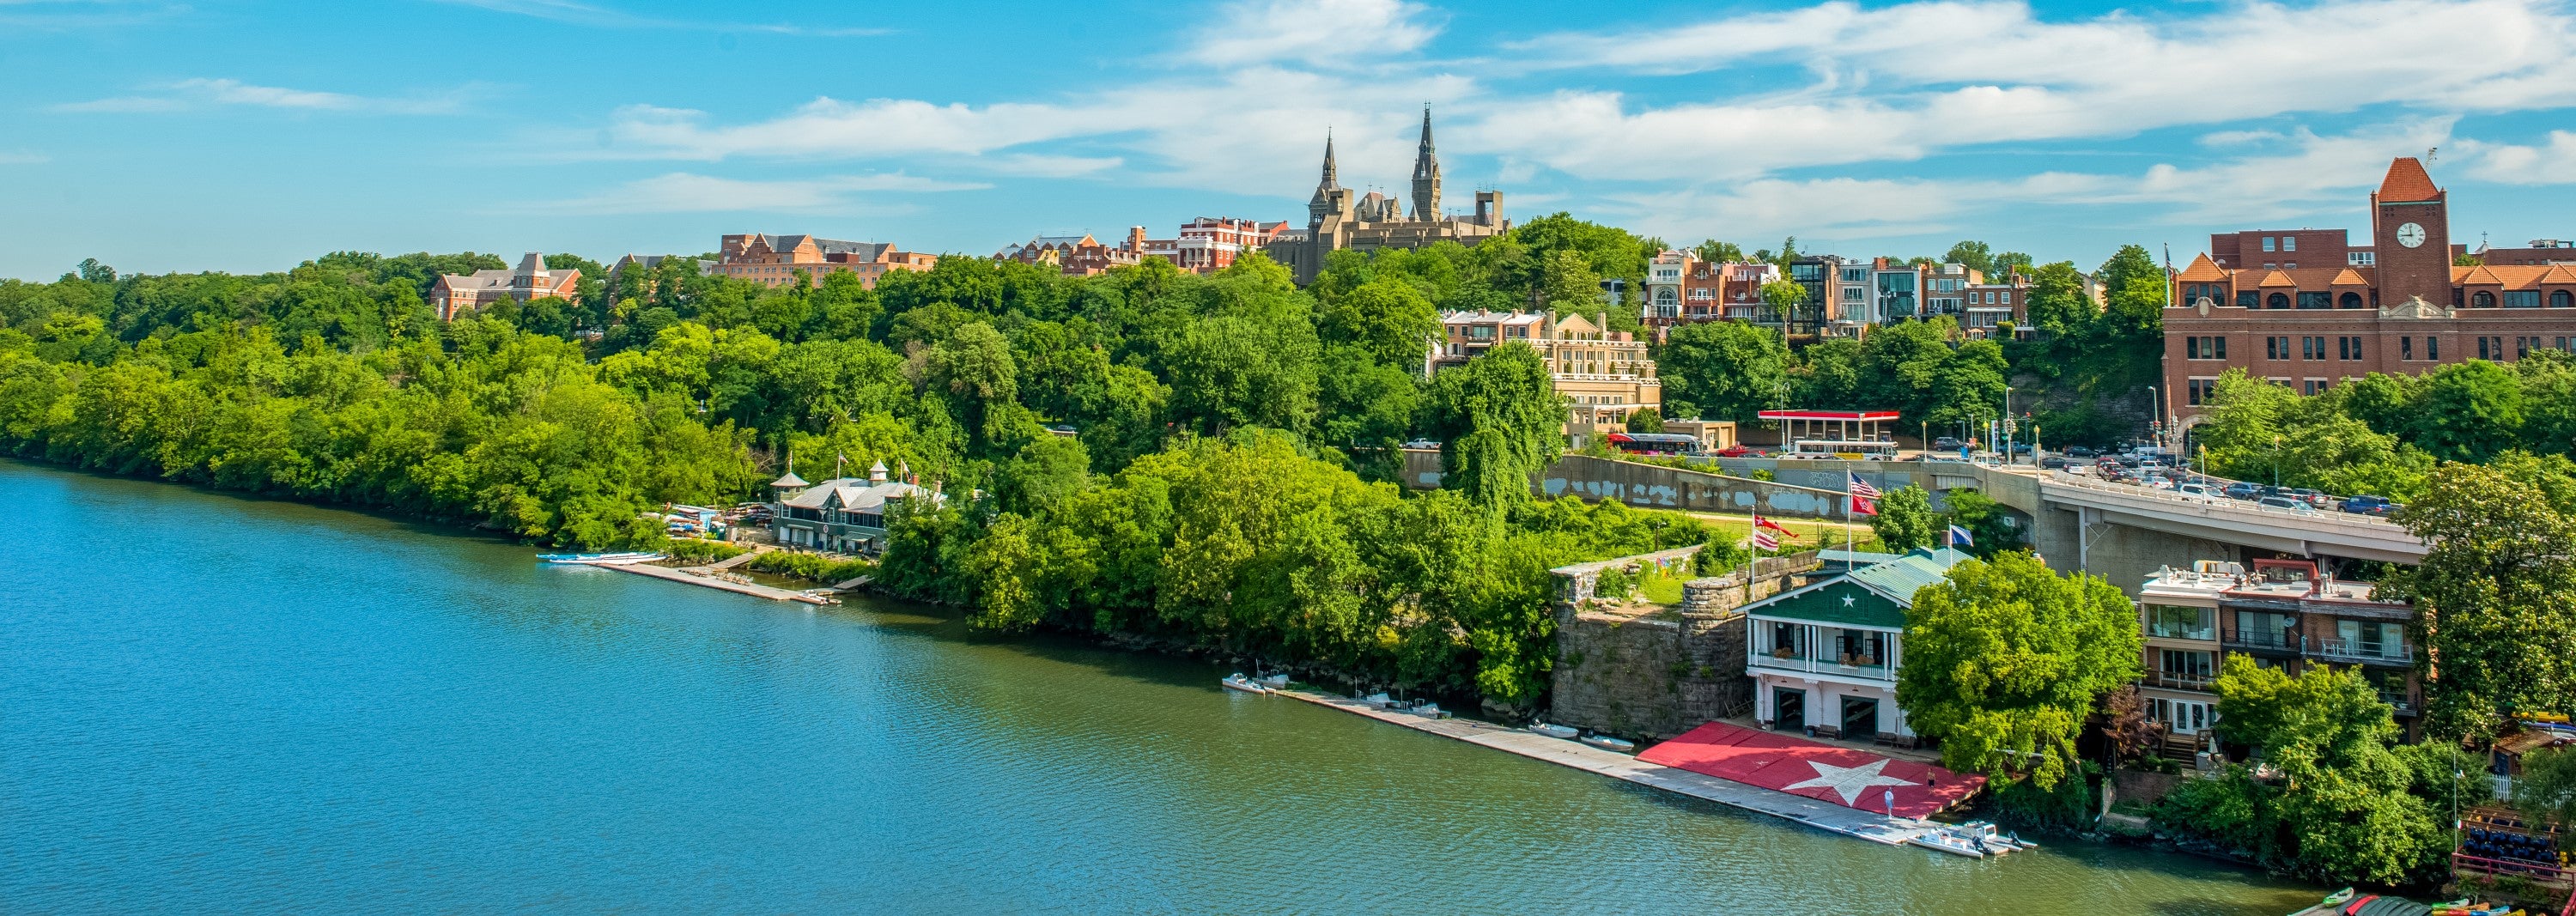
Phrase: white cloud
[
  {"left": 540, "top": 172, "right": 988, "bottom": 215},
  {"left": 2465, "top": 131, "right": 2576, "bottom": 185},
  {"left": 54, "top": 78, "right": 466, "bottom": 114},
  {"left": 0, "top": 151, "right": 48, "bottom": 165},
  {"left": 1183, "top": 0, "right": 1438, "bottom": 66}
]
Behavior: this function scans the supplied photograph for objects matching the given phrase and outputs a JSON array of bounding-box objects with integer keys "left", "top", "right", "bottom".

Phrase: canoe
[{"left": 1579, "top": 734, "right": 1637, "bottom": 753}]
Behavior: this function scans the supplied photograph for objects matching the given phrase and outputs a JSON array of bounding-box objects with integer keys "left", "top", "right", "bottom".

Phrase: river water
[{"left": 0, "top": 460, "right": 2324, "bottom": 913}]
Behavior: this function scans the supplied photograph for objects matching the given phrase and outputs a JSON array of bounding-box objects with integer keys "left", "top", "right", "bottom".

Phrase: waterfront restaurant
[
  {"left": 768, "top": 461, "right": 939, "bottom": 555},
  {"left": 1746, "top": 547, "right": 1968, "bottom": 744}
]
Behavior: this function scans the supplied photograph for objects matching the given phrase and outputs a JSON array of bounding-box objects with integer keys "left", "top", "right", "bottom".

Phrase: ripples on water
[{"left": 0, "top": 461, "right": 2322, "bottom": 914}]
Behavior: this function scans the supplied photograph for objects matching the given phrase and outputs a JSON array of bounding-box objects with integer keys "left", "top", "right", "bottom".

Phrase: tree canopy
[{"left": 1896, "top": 552, "right": 2141, "bottom": 789}]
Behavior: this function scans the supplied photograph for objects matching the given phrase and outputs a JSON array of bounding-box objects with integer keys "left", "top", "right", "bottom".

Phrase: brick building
[
  {"left": 1641, "top": 250, "right": 1777, "bottom": 328},
  {"left": 1435, "top": 309, "right": 1662, "bottom": 429},
  {"left": 2165, "top": 157, "right": 2576, "bottom": 420},
  {"left": 1267, "top": 109, "right": 1510, "bottom": 284},
  {"left": 995, "top": 233, "right": 1143, "bottom": 276},
  {"left": 2136, "top": 559, "right": 2421, "bottom": 743},
  {"left": 1142, "top": 218, "right": 1292, "bottom": 273},
  {"left": 713, "top": 234, "right": 937, "bottom": 289},
  {"left": 429, "top": 252, "right": 580, "bottom": 321}
]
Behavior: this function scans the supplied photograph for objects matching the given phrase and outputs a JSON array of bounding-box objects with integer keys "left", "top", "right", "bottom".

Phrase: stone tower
[
  {"left": 2371, "top": 156, "right": 2451, "bottom": 309},
  {"left": 1308, "top": 132, "right": 1344, "bottom": 227},
  {"left": 1411, "top": 107, "right": 1442, "bottom": 221}
]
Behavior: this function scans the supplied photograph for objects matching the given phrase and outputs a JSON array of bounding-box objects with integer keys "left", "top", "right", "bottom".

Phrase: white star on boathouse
[{"left": 1782, "top": 758, "right": 1915, "bottom": 804}]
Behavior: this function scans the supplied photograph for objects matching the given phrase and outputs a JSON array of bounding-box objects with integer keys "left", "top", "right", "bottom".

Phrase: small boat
[
  {"left": 1907, "top": 829, "right": 1987, "bottom": 858},
  {"left": 1257, "top": 674, "right": 1291, "bottom": 690},
  {"left": 1529, "top": 722, "right": 1581, "bottom": 740},
  {"left": 1955, "top": 821, "right": 2036, "bottom": 854},
  {"left": 1360, "top": 691, "right": 1394, "bottom": 708},
  {"left": 2284, "top": 888, "right": 2460, "bottom": 916},
  {"left": 1579, "top": 734, "right": 1637, "bottom": 753},
  {"left": 538, "top": 551, "right": 665, "bottom": 566},
  {"left": 1220, "top": 673, "right": 1269, "bottom": 694},
  {"left": 1411, "top": 702, "right": 1451, "bottom": 719}
]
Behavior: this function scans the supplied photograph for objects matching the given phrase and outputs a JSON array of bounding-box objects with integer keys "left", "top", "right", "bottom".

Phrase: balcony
[
  {"left": 1749, "top": 650, "right": 1893, "bottom": 682},
  {"left": 2379, "top": 692, "right": 2417, "bottom": 715},
  {"left": 2310, "top": 637, "right": 2414, "bottom": 664},
  {"left": 2224, "top": 629, "right": 2300, "bottom": 652},
  {"left": 2143, "top": 670, "right": 2215, "bottom": 692}
]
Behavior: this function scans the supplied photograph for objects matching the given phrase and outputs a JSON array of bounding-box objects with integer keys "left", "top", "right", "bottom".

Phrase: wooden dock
[
  {"left": 1274, "top": 689, "right": 1934, "bottom": 846},
  {"left": 590, "top": 561, "right": 833, "bottom": 604}
]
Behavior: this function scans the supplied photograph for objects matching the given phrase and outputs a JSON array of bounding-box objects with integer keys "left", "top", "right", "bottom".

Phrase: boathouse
[
  {"left": 1745, "top": 547, "right": 1966, "bottom": 744},
  {"left": 769, "top": 461, "right": 939, "bottom": 555}
]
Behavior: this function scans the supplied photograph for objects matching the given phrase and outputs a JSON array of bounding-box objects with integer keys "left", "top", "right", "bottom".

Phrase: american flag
[{"left": 1849, "top": 471, "right": 1880, "bottom": 499}]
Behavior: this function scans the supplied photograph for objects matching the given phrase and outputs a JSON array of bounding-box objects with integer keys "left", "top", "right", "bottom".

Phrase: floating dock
[
  {"left": 1274, "top": 689, "right": 1939, "bottom": 846},
  {"left": 583, "top": 558, "right": 835, "bottom": 604}
]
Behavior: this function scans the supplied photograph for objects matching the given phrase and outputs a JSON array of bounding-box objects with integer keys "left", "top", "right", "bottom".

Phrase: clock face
[{"left": 2397, "top": 222, "right": 2427, "bottom": 248}]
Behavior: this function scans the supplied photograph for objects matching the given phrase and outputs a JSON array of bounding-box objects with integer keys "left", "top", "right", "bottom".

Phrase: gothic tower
[
  {"left": 1309, "top": 131, "right": 1344, "bottom": 227},
  {"left": 1411, "top": 107, "right": 1442, "bottom": 221}
]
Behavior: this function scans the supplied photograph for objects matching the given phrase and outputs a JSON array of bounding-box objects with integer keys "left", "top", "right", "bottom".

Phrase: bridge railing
[{"left": 2039, "top": 471, "right": 2411, "bottom": 532}]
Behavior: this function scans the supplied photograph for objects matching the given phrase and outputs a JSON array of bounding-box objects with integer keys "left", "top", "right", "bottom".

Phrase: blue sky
[{"left": 6, "top": 0, "right": 2576, "bottom": 280}]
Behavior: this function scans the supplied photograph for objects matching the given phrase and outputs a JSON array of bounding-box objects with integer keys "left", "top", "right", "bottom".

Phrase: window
[
  {"left": 2283, "top": 236, "right": 2298, "bottom": 252},
  {"left": 2302, "top": 336, "right": 2325, "bottom": 360},
  {"left": 2340, "top": 292, "right": 2365, "bottom": 308},
  {"left": 2350, "top": 252, "right": 2376, "bottom": 266},
  {"left": 2555, "top": 290, "right": 2575, "bottom": 308},
  {"left": 2237, "top": 291, "right": 2261, "bottom": 308},
  {"left": 2266, "top": 336, "right": 2290, "bottom": 360},
  {"left": 1842, "top": 267, "right": 1868, "bottom": 282},
  {"left": 2522, "top": 337, "right": 2543, "bottom": 358},
  {"left": 2298, "top": 291, "right": 2332, "bottom": 309},
  {"left": 2000, "top": 292, "right": 2012, "bottom": 305},
  {"left": 2147, "top": 604, "right": 2214, "bottom": 640},
  {"left": 2402, "top": 337, "right": 2415, "bottom": 361},
  {"left": 2478, "top": 336, "right": 2505, "bottom": 360},
  {"left": 2159, "top": 649, "right": 2215, "bottom": 683},
  {"left": 2262, "top": 236, "right": 2278, "bottom": 252},
  {"left": 2473, "top": 291, "right": 2498, "bottom": 308},
  {"left": 2506, "top": 290, "right": 2542, "bottom": 308},
  {"left": 2428, "top": 337, "right": 2439, "bottom": 361},
  {"left": 2268, "top": 292, "right": 2292, "bottom": 309},
  {"left": 1843, "top": 287, "right": 1864, "bottom": 301},
  {"left": 2306, "top": 379, "right": 2326, "bottom": 395},
  {"left": 2188, "top": 377, "right": 2215, "bottom": 405},
  {"left": 2185, "top": 336, "right": 2228, "bottom": 360},
  {"left": 2341, "top": 336, "right": 2364, "bottom": 361}
]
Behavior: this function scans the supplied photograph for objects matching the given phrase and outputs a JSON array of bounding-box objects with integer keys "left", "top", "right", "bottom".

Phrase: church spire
[
  {"left": 1320, "top": 130, "right": 1339, "bottom": 189},
  {"left": 1411, "top": 106, "right": 1441, "bottom": 221}
]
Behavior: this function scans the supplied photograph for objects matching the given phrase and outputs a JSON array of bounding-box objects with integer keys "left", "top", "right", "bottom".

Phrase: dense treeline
[
  {"left": 2194, "top": 350, "right": 2576, "bottom": 500},
  {"left": 0, "top": 219, "right": 1751, "bottom": 706}
]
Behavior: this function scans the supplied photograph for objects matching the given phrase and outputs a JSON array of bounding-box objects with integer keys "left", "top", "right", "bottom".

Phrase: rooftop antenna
[{"left": 2426, "top": 146, "right": 2439, "bottom": 163}]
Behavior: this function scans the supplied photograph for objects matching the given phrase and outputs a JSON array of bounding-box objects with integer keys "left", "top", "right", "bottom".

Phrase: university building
[
  {"left": 712, "top": 234, "right": 938, "bottom": 289},
  {"left": 1140, "top": 218, "right": 1293, "bottom": 274},
  {"left": 2165, "top": 157, "right": 2576, "bottom": 419},
  {"left": 994, "top": 232, "right": 1143, "bottom": 276},
  {"left": 1267, "top": 109, "right": 1510, "bottom": 285},
  {"left": 430, "top": 252, "right": 580, "bottom": 321}
]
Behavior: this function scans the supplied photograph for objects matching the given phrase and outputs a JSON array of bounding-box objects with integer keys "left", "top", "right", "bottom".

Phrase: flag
[
  {"left": 1750, "top": 514, "right": 1780, "bottom": 550},
  {"left": 1848, "top": 471, "right": 1880, "bottom": 500},
  {"left": 1948, "top": 525, "right": 1973, "bottom": 547},
  {"left": 1850, "top": 494, "right": 1878, "bottom": 517}
]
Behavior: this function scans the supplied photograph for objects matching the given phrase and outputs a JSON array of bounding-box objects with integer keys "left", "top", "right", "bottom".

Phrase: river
[{"left": 0, "top": 460, "right": 2324, "bottom": 913}]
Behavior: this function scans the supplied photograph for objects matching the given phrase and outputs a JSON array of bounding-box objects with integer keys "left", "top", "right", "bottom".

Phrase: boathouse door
[
  {"left": 1773, "top": 688, "right": 1805, "bottom": 731},
  {"left": 1840, "top": 696, "right": 1880, "bottom": 739}
]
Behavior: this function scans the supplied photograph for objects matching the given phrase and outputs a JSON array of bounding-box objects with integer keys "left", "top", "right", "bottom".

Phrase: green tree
[
  {"left": 2186, "top": 655, "right": 2448, "bottom": 885},
  {"left": 1896, "top": 552, "right": 2142, "bottom": 788},
  {"left": 1942, "top": 240, "right": 1996, "bottom": 276},
  {"left": 1870, "top": 484, "right": 1938, "bottom": 552},
  {"left": 1317, "top": 276, "right": 1438, "bottom": 369},
  {"left": 2382, "top": 455, "right": 2576, "bottom": 737},
  {"left": 2513, "top": 746, "right": 2576, "bottom": 828},
  {"left": 1624, "top": 407, "right": 1662, "bottom": 433},
  {"left": 2404, "top": 360, "right": 2524, "bottom": 463},
  {"left": 1941, "top": 488, "right": 2024, "bottom": 556},
  {"left": 1657, "top": 320, "right": 1786, "bottom": 422},
  {"left": 1759, "top": 278, "right": 1805, "bottom": 325},
  {"left": 1421, "top": 343, "right": 1564, "bottom": 511},
  {"left": 1693, "top": 240, "right": 1745, "bottom": 263}
]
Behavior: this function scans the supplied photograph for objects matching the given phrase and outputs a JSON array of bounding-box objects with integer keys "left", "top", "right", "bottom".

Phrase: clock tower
[{"left": 2371, "top": 156, "right": 2452, "bottom": 308}]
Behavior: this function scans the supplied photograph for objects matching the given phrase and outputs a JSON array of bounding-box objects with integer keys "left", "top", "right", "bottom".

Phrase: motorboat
[
  {"left": 1220, "top": 673, "right": 1269, "bottom": 694},
  {"left": 1257, "top": 674, "right": 1291, "bottom": 690},
  {"left": 1360, "top": 692, "right": 1395, "bottom": 709},
  {"left": 1528, "top": 722, "right": 1581, "bottom": 740},
  {"left": 1905, "top": 828, "right": 1987, "bottom": 858},
  {"left": 1578, "top": 734, "right": 1637, "bottom": 753},
  {"left": 1953, "top": 821, "right": 2036, "bottom": 854},
  {"left": 538, "top": 551, "right": 664, "bottom": 566},
  {"left": 1410, "top": 702, "right": 1451, "bottom": 719}
]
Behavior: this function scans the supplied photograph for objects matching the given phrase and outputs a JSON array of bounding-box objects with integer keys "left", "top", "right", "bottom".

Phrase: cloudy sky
[{"left": 5, "top": 0, "right": 2575, "bottom": 279}]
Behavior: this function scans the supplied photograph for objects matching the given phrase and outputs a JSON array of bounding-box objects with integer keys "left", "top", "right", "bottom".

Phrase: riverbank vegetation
[{"left": 744, "top": 549, "right": 872, "bottom": 585}]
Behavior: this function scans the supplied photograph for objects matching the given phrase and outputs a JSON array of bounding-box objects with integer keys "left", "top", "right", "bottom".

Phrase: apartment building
[
  {"left": 1962, "top": 273, "right": 2032, "bottom": 337},
  {"left": 1435, "top": 309, "right": 1662, "bottom": 428},
  {"left": 2136, "top": 559, "right": 2421, "bottom": 741},
  {"left": 714, "top": 234, "right": 938, "bottom": 289}
]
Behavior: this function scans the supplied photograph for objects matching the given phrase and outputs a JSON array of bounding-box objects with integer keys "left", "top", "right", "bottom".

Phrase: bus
[
  {"left": 1605, "top": 432, "right": 1704, "bottom": 456},
  {"left": 1783, "top": 439, "right": 1900, "bottom": 460}
]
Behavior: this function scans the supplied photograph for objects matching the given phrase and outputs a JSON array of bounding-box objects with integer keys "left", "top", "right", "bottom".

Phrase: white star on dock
[{"left": 1783, "top": 758, "right": 1914, "bottom": 805}]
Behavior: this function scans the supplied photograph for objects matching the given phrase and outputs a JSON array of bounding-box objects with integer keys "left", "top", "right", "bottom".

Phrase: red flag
[{"left": 1850, "top": 494, "right": 1879, "bottom": 517}]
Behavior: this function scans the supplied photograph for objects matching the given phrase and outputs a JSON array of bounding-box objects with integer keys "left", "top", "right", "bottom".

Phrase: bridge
[{"left": 1399, "top": 450, "right": 2426, "bottom": 593}]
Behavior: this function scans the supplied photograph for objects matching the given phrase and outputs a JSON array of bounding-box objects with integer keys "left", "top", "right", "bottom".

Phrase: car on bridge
[
  {"left": 2222, "top": 482, "right": 2264, "bottom": 500},
  {"left": 2256, "top": 495, "right": 2319, "bottom": 513},
  {"left": 2342, "top": 494, "right": 2403, "bottom": 517}
]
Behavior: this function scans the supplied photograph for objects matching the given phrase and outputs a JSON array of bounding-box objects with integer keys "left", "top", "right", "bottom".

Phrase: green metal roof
[{"left": 1744, "top": 548, "right": 1968, "bottom": 629}]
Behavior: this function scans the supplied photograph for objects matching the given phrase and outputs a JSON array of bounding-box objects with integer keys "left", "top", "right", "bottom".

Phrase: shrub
[{"left": 746, "top": 549, "right": 875, "bottom": 585}]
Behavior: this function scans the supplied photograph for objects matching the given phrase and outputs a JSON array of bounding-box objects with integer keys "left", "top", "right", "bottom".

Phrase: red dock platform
[{"left": 1638, "top": 720, "right": 1984, "bottom": 820}]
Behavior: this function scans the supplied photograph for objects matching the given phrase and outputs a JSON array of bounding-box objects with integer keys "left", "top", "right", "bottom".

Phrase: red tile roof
[{"left": 2378, "top": 157, "right": 2440, "bottom": 203}]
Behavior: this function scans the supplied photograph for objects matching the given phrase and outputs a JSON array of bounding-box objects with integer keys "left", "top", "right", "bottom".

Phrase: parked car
[
  {"left": 2065, "top": 446, "right": 2097, "bottom": 458},
  {"left": 2176, "top": 482, "right": 2222, "bottom": 500},
  {"left": 2257, "top": 495, "right": 2317, "bottom": 513},
  {"left": 2282, "top": 488, "right": 2331, "bottom": 507},
  {"left": 2223, "top": 482, "right": 2264, "bottom": 500},
  {"left": 1402, "top": 439, "right": 1440, "bottom": 450},
  {"left": 2067, "top": 464, "right": 2099, "bottom": 477},
  {"left": 1713, "top": 445, "right": 1758, "bottom": 458},
  {"left": 2342, "top": 494, "right": 2401, "bottom": 516},
  {"left": 1931, "top": 436, "right": 1964, "bottom": 452},
  {"left": 2039, "top": 456, "right": 2071, "bottom": 470}
]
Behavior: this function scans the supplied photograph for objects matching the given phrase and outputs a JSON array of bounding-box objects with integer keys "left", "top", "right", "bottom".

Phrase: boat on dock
[
  {"left": 1410, "top": 702, "right": 1451, "bottom": 719},
  {"left": 1905, "top": 829, "right": 1987, "bottom": 858},
  {"left": 1578, "top": 734, "right": 1637, "bottom": 754},
  {"left": 1220, "top": 673, "right": 1270, "bottom": 694},
  {"left": 1257, "top": 674, "right": 1290, "bottom": 690},
  {"left": 538, "top": 551, "right": 665, "bottom": 566},
  {"left": 1528, "top": 722, "right": 1580, "bottom": 740},
  {"left": 2283, "top": 888, "right": 2463, "bottom": 916}
]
